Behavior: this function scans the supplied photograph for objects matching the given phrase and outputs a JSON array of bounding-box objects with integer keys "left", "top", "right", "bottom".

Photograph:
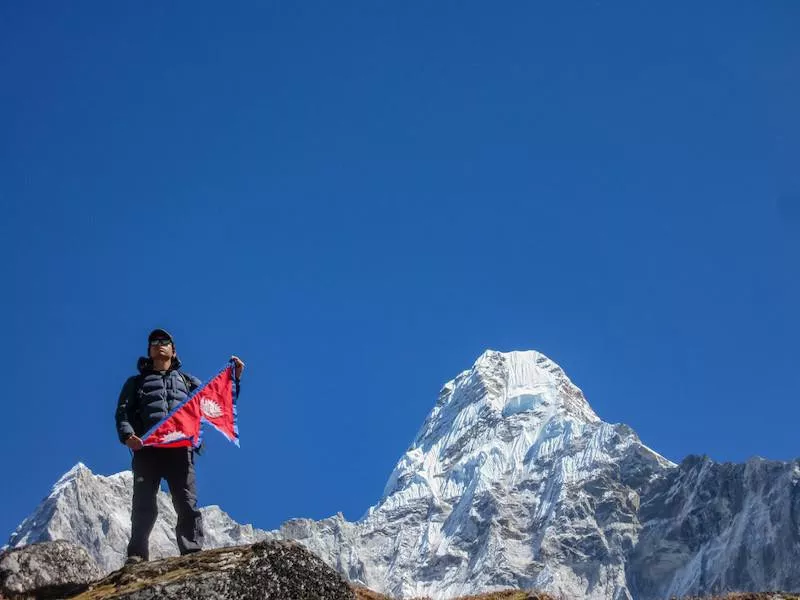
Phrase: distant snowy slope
[{"left": 5, "top": 462, "right": 272, "bottom": 571}]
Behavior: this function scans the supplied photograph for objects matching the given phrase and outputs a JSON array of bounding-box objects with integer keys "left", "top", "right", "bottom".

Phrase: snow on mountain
[
  {"left": 5, "top": 462, "right": 272, "bottom": 572},
  {"left": 5, "top": 349, "right": 799, "bottom": 600},
  {"left": 281, "top": 350, "right": 675, "bottom": 599}
]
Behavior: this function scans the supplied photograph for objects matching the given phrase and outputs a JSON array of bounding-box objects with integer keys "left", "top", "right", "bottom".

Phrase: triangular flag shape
[
  {"left": 198, "top": 363, "right": 240, "bottom": 447},
  {"left": 142, "top": 361, "right": 239, "bottom": 449}
]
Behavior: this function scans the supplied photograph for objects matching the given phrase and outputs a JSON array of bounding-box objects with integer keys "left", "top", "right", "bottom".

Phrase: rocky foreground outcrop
[
  {"left": 0, "top": 540, "right": 354, "bottom": 600},
  {"left": 0, "top": 540, "right": 103, "bottom": 599}
]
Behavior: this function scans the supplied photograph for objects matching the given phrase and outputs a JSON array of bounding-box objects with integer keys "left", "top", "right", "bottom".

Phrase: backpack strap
[{"left": 178, "top": 371, "right": 199, "bottom": 394}]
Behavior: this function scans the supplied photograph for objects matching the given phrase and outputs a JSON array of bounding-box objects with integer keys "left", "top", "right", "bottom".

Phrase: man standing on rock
[{"left": 115, "top": 328, "right": 245, "bottom": 565}]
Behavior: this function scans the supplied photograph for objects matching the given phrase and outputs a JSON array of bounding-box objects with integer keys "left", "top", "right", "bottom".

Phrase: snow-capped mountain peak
[
  {"left": 50, "top": 462, "right": 93, "bottom": 496},
  {"left": 380, "top": 350, "right": 602, "bottom": 507},
  {"left": 283, "top": 348, "right": 678, "bottom": 599}
]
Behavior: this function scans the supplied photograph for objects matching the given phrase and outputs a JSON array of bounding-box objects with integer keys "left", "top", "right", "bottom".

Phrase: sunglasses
[{"left": 149, "top": 338, "right": 172, "bottom": 347}]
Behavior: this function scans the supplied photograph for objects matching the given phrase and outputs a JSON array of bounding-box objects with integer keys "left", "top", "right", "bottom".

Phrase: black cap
[{"left": 148, "top": 328, "right": 173, "bottom": 343}]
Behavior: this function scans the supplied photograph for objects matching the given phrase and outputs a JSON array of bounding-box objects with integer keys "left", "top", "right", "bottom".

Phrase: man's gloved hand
[
  {"left": 231, "top": 355, "right": 245, "bottom": 380},
  {"left": 126, "top": 435, "right": 144, "bottom": 451}
]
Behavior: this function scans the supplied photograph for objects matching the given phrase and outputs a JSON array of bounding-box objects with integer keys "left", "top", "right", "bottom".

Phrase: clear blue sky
[{"left": 1, "top": 2, "right": 798, "bottom": 542}]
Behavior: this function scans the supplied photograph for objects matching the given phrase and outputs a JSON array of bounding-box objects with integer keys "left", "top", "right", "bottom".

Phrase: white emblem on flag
[
  {"left": 201, "top": 398, "right": 224, "bottom": 419},
  {"left": 161, "top": 430, "right": 186, "bottom": 443}
]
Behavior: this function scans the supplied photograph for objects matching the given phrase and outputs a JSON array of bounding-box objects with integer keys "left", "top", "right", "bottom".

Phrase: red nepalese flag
[{"left": 142, "top": 361, "right": 240, "bottom": 448}]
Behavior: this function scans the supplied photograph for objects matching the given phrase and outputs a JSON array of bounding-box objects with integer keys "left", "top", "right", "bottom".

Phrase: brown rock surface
[{"left": 72, "top": 540, "right": 354, "bottom": 600}]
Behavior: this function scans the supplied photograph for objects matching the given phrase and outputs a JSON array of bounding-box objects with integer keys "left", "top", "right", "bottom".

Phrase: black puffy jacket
[{"left": 115, "top": 356, "right": 202, "bottom": 443}]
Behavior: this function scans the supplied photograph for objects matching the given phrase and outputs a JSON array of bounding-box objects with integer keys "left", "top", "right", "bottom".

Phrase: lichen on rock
[{"left": 73, "top": 540, "right": 355, "bottom": 600}]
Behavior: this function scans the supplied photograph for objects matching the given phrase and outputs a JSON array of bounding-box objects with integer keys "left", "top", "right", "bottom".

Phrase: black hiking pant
[{"left": 127, "top": 447, "right": 203, "bottom": 560}]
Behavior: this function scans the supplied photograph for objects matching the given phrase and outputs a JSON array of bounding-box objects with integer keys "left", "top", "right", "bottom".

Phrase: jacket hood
[{"left": 137, "top": 354, "right": 183, "bottom": 373}]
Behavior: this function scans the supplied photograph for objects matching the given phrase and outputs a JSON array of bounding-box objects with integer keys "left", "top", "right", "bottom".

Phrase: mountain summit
[
  {"left": 6, "top": 350, "right": 800, "bottom": 600},
  {"left": 382, "top": 349, "right": 620, "bottom": 509},
  {"left": 283, "top": 349, "right": 675, "bottom": 599}
]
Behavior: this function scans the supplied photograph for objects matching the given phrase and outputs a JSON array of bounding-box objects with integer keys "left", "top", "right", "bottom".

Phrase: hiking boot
[{"left": 125, "top": 555, "right": 145, "bottom": 566}]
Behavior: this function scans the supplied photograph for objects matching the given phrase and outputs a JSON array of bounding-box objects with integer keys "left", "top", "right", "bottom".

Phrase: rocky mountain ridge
[{"left": 5, "top": 464, "right": 273, "bottom": 571}]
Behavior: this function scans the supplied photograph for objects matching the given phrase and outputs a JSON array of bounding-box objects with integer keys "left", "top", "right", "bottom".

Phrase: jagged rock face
[
  {"left": 5, "top": 464, "right": 273, "bottom": 572},
  {"left": 282, "top": 351, "right": 674, "bottom": 600},
  {"left": 70, "top": 540, "right": 355, "bottom": 600},
  {"left": 0, "top": 540, "right": 102, "bottom": 599},
  {"left": 628, "top": 455, "right": 800, "bottom": 599}
]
